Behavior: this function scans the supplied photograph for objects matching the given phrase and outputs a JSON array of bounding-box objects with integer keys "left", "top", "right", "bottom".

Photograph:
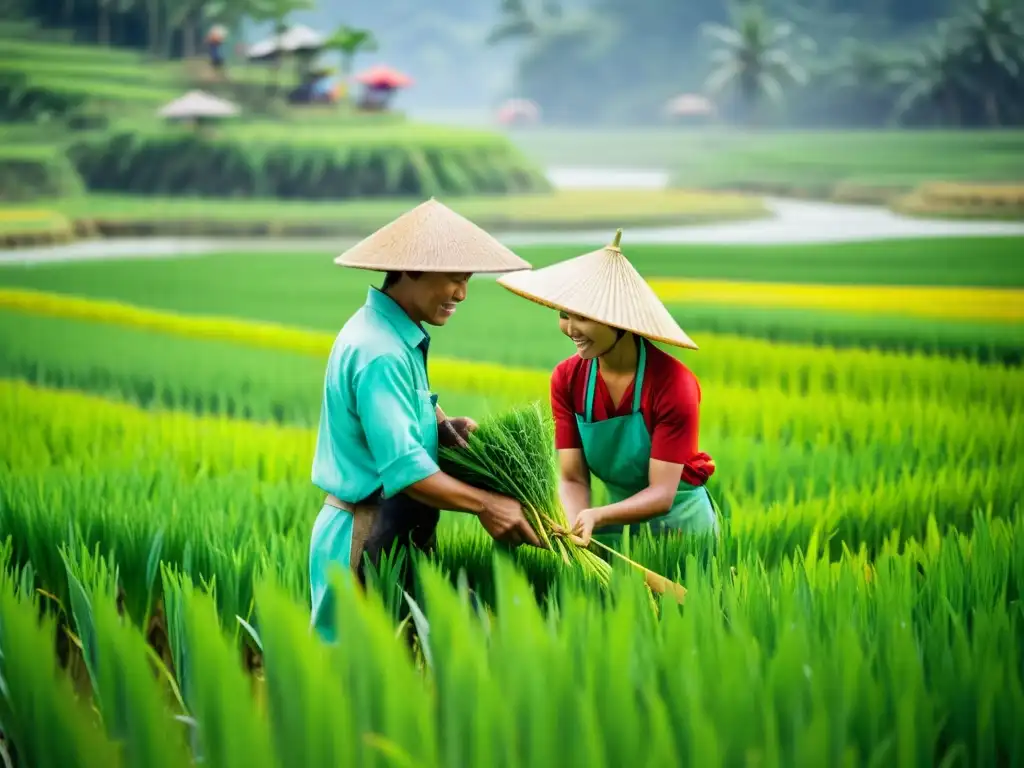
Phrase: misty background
[{"left": 7, "top": 0, "right": 1024, "bottom": 129}]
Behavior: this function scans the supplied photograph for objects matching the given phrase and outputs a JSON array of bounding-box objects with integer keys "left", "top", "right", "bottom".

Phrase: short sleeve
[
  {"left": 550, "top": 361, "right": 581, "bottom": 450},
  {"left": 354, "top": 354, "right": 440, "bottom": 498},
  {"left": 649, "top": 367, "right": 701, "bottom": 464}
]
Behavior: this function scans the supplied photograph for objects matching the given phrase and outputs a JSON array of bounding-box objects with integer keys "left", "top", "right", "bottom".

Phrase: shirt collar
[{"left": 365, "top": 287, "right": 430, "bottom": 351}]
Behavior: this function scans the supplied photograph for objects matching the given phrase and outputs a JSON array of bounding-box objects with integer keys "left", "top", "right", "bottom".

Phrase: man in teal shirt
[{"left": 310, "top": 199, "right": 542, "bottom": 641}]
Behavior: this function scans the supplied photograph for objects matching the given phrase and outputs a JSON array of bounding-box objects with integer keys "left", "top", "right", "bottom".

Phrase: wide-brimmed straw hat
[
  {"left": 334, "top": 198, "right": 531, "bottom": 273},
  {"left": 497, "top": 229, "right": 699, "bottom": 350}
]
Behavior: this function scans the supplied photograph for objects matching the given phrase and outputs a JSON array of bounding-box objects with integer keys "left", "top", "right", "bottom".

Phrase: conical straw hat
[
  {"left": 334, "top": 198, "right": 532, "bottom": 273},
  {"left": 497, "top": 229, "right": 699, "bottom": 350}
]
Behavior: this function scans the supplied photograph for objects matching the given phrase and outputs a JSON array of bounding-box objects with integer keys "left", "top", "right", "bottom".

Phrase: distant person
[
  {"left": 497, "top": 229, "right": 721, "bottom": 550},
  {"left": 206, "top": 25, "right": 227, "bottom": 75},
  {"left": 308, "top": 200, "right": 543, "bottom": 644}
]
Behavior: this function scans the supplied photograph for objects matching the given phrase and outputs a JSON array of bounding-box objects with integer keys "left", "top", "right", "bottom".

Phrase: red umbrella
[{"left": 354, "top": 65, "right": 413, "bottom": 89}]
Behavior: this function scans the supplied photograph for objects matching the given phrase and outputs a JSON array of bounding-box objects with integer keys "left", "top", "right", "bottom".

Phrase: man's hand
[
  {"left": 439, "top": 416, "right": 478, "bottom": 448},
  {"left": 449, "top": 416, "right": 477, "bottom": 440},
  {"left": 479, "top": 492, "right": 543, "bottom": 548}
]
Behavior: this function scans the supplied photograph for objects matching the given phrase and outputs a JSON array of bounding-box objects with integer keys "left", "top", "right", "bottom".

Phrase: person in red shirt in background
[{"left": 498, "top": 229, "right": 720, "bottom": 549}]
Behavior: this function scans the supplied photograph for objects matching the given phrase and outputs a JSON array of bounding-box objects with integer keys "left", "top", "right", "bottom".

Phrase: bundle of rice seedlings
[
  {"left": 439, "top": 402, "right": 611, "bottom": 585},
  {"left": 439, "top": 402, "right": 687, "bottom": 604}
]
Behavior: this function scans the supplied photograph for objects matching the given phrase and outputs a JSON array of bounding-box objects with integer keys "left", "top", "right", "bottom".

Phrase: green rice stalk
[{"left": 439, "top": 402, "right": 616, "bottom": 587}]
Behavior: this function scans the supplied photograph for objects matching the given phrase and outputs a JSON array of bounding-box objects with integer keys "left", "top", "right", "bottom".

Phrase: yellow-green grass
[
  {"left": 0, "top": 144, "right": 84, "bottom": 201},
  {"left": 1, "top": 365, "right": 1019, "bottom": 767},
  {"left": 0, "top": 240, "right": 1020, "bottom": 365},
  {"left": 1, "top": 345, "right": 1018, "bottom": 586},
  {"left": 1, "top": 189, "right": 765, "bottom": 237},
  {"left": 1, "top": 287, "right": 1019, "bottom": 416},
  {"left": 892, "top": 181, "right": 1024, "bottom": 221},
  {"left": 649, "top": 278, "right": 1024, "bottom": 324},
  {"left": 0, "top": 209, "right": 74, "bottom": 247}
]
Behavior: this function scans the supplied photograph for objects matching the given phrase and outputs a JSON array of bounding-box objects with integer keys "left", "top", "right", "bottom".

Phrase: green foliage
[
  {"left": 0, "top": 145, "right": 83, "bottom": 201},
  {"left": 65, "top": 125, "right": 551, "bottom": 198},
  {"left": 2, "top": 515, "right": 1023, "bottom": 765}
]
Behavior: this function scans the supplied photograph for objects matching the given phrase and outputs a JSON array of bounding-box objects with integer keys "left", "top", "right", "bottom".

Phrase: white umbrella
[
  {"left": 246, "top": 24, "right": 325, "bottom": 59},
  {"left": 664, "top": 93, "right": 716, "bottom": 117},
  {"left": 158, "top": 90, "right": 240, "bottom": 119}
]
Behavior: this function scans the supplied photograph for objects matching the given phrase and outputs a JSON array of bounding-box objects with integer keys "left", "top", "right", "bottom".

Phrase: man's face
[{"left": 409, "top": 272, "right": 472, "bottom": 326}]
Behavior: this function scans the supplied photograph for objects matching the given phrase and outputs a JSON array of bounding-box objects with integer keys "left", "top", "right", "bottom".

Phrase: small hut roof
[
  {"left": 158, "top": 90, "right": 240, "bottom": 119},
  {"left": 246, "top": 24, "right": 325, "bottom": 59},
  {"left": 497, "top": 98, "right": 540, "bottom": 123},
  {"left": 664, "top": 93, "right": 715, "bottom": 116}
]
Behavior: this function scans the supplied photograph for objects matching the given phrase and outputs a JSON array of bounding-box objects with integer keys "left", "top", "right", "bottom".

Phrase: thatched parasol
[
  {"left": 246, "top": 24, "right": 326, "bottom": 60},
  {"left": 664, "top": 93, "right": 716, "bottom": 119},
  {"left": 158, "top": 90, "right": 239, "bottom": 133},
  {"left": 497, "top": 98, "right": 540, "bottom": 126}
]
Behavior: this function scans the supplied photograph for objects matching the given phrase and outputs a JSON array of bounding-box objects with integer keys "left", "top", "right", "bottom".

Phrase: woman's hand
[{"left": 570, "top": 507, "right": 600, "bottom": 547}]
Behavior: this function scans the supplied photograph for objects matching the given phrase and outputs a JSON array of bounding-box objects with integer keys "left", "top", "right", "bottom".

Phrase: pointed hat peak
[{"left": 496, "top": 228, "right": 699, "bottom": 350}]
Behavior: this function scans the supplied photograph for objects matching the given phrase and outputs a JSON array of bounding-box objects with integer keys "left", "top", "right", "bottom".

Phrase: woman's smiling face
[{"left": 558, "top": 310, "right": 618, "bottom": 359}]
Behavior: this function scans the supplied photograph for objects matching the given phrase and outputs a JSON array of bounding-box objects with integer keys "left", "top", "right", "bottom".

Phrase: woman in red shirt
[{"left": 498, "top": 229, "right": 719, "bottom": 548}]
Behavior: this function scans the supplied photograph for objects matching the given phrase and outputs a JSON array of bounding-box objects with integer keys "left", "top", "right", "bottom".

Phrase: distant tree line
[
  {"left": 7, "top": 0, "right": 315, "bottom": 60},
  {"left": 7, "top": 0, "right": 1024, "bottom": 127},
  {"left": 491, "top": 0, "right": 1024, "bottom": 128}
]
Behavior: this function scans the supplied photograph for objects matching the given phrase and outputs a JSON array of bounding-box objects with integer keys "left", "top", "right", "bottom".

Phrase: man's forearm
[{"left": 403, "top": 471, "right": 491, "bottom": 515}]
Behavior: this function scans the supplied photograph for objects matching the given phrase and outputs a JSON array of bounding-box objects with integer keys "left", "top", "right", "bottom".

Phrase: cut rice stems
[{"left": 438, "top": 402, "right": 682, "bottom": 603}]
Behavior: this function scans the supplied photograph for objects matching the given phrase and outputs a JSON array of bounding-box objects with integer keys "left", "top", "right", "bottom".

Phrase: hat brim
[
  {"left": 334, "top": 257, "right": 528, "bottom": 274},
  {"left": 497, "top": 272, "right": 700, "bottom": 350},
  {"left": 333, "top": 198, "right": 532, "bottom": 274}
]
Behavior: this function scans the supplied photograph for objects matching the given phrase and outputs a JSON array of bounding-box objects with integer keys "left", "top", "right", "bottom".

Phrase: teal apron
[
  {"left": 575, "top": 341, "right": 719, "bottom": 548},
  {"left": 309, "top": 389, "right": 442, "bottom": 644}
]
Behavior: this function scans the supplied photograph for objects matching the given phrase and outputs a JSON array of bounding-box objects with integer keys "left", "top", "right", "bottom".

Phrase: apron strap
[
  {"left": 584, "top": 358, "right": 598, "bottom": 422},
  {"left": 631, "top": 340, "right": 647, "bottom": 414},
  {"left": 583, "top": 338, "right": 647, "bottom": 422}
]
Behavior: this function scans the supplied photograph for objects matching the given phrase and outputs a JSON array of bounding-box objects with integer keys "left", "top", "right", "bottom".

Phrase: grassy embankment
[
  {"left": 509, "top": 128, "right": 1024, "bottom": 218},
  {"left": 0, "top": 30, "right": 767, "bottom": 246}
]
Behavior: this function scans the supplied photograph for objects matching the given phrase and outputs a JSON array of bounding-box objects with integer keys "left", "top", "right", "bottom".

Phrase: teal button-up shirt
[{"left": 312, "top": 287, "right": 440, "bottom": 502}]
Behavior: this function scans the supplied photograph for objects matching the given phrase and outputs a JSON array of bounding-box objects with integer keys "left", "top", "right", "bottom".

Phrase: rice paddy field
[{"left": 0, "top": 226, "right": 1021, "bottom": 766}]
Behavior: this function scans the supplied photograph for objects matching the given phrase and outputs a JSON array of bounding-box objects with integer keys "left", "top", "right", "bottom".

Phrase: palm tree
[
  {"left": 96, "top": 0, "right": 114, "bottom": 45},
  {"left": 821, "top": 37, "right": 903, "bottom": 125},
  {"left": 486, "top": 0, "right": 562, "bottom": 45},
  {"left": 700, "top": 1, "right": 814, "bottom": 126},
  {"left": 889, "top": 23, "right": 976, "bottom": 127},
  {"left": 325, "top": 25, "right": 378, "bottom": 80},
  {"left": 166, "top": 0, "right": 211, "bottom": 59},
  {"left": 954, "top": 0, "right": 1024, "bottom": 125}
]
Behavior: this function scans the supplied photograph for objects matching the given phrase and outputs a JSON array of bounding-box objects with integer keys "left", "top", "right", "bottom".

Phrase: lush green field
[
  {"left": 510, "top": 127, "right": 1024, "bottom": 186},
  {"left": 1, "top": 239, "right": 1020, "bottom": 364},
  {"left": 1, "top": 293, "right": 1020, "bottom": 763},
  {"left": 0, "top": 238, "right": 1021, "bottom": 763},
  {"left": 64, "top": 123, "right": 553, "bottom": 199},
  {"left": 5, "top": 237, "right": 1020, "bottom": 292},
  {"left": 2, "top": 26, "right": 1023, "bottom": 766}
]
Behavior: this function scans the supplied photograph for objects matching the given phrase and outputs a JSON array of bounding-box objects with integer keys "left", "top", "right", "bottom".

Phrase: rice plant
[{"left": 439, "top": 402, "right": 614, "bottom": 584}]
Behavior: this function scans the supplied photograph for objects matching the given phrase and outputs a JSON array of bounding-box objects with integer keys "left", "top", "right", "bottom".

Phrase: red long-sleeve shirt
[{"left": 549, "top": 341, "right": 715, "bottom": 486}]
